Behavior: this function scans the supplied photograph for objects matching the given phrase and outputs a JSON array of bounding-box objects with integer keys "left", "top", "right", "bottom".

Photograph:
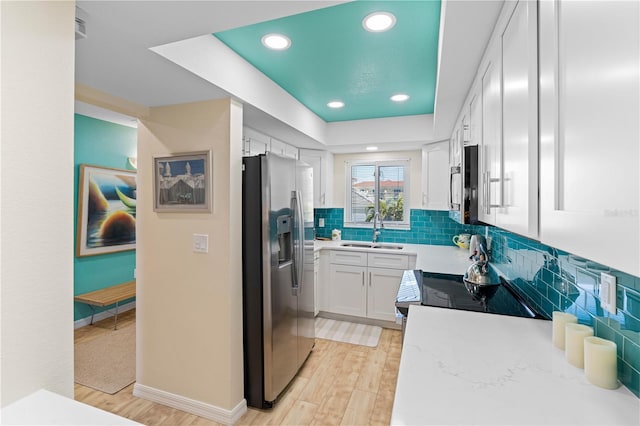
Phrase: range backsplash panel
[{"left": 314, "top": 208, "right": 640, "bottom": 397}]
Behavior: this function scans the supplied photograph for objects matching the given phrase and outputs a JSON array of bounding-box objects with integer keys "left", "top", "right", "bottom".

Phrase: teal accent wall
[
  {"left": 314, "top": 208, "right": 640, "bottom": 397},
  {"left": 74, "top": 114, "right": 137, "bottom": 321}
]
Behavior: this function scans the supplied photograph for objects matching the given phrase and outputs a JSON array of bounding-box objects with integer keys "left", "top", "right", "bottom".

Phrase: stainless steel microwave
[{"left": 449, "top": 145, "right": 479, "bottom": 224}]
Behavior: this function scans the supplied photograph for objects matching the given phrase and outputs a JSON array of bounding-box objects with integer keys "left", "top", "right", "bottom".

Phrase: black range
[{"left": 395, "top": 270, "right": 549, "bottom": 336}]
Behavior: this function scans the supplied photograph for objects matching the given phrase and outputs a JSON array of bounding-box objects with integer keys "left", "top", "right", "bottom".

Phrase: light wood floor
[{"left": 74, "top": 309, "right": 402, "bottom": 425}]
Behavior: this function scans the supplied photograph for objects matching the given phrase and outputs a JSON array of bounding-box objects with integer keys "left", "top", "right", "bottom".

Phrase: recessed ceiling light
[
  {"left": 327, "top": 101, "right": 345, "bottom": 109},
  {"left": 363, "top": 12, "right": 396, "bottom": 32},
  {"left": 366, "top": 146, "right": 379, "bottom": 151},
  {"left": 261, "top": 33, "right": 291, "bottom": 50},
  {"left": 391, "top": 93, "right": 410, "bottom": 102}
]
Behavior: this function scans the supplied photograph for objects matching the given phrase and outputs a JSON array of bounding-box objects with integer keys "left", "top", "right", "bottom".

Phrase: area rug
[
  {"left": 74, "top": 323, "right": 135, "bottom": 394},
  {"left": 315, "top": 318, "right": 382, "bottom": 347}
]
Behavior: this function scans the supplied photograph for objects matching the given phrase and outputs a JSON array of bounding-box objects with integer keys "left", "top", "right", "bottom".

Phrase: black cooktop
[{"left": 395, "top": 270, "right": 548, "bottom": 320}]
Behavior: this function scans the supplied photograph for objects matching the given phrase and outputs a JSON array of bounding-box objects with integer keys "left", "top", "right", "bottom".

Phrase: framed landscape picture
[
  {"left": 76, "top": 165, "right": 137, "bottom": 257},
  {"left": 153, "top": 151, "right": 212, "bottom": 212}
]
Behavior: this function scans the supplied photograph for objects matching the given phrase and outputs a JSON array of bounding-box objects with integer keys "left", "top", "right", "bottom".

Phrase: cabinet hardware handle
[
  {"left": 369, "top": 272, "right": 372, "bottom": 286},
  {"left": 362, "top": 272, "right": 365, "bottom": 286},
  {"left": 486, "top": 171, "right": 501, "bottom": 213}
]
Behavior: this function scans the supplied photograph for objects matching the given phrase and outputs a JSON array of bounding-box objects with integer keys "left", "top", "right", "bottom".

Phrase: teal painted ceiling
[{"left": 213, "top": 1, "right": 441, "bottom": 122}]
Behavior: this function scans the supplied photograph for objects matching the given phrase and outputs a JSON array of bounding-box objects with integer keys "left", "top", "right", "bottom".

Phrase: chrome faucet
[{"left": 372, "top": 211, "right": 383, "bottom": 243}]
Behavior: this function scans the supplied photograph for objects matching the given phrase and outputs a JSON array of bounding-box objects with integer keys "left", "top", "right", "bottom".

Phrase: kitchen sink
[
  {"left": 339, "top": 242, "right": 404, "bottom": 250},
  {"left": 372, "top": 244, "right": 403, "bottom": 250},
  {"left": 340, "top": 242, "right": 374, "bottom": 248}
]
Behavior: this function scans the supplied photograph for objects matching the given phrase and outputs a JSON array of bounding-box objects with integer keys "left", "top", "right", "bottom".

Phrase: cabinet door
[
  {"left": 269, "top": 138, "right": 286, "bottom": 156},
  {"left": 313, "top": 255, "right": 319, "bottom": 316},
  {"left": 468, "top": 91, "right": 481, "bottom": 147},
  {"left": 495, "top": 0, "right": 538, "bottom": 238},
  {"left": 450, "top": 128, "right": 462, "bottom": 167},
  {"left": 284, "top": 143, "right": 299, "bottom": 160},
  {"left": 367, "top": 253, "right": 409, "bottom": 270},
  {"left": 243, "top": 138, "right": 269, "bottom": 157},
  {"left": 421, "top": 141, "right": 449, "bottom": 210},
  {"left": 299, "top": 153, "right": 322, "bottom": 208},
  {"left": 299, "top": 149, "right": 333, "bottom": 208},
  {"left": 330, "top": 250, "right": 368, "bottom": 267},
  {"left": 539, "top": 0, "right": 639, "bottom": 276},
  {"left": 318, "top": 250, "right": 330, "bottom": 311},
  {"left": 328, "top": 264, "right": 366, "bottom": 317},
  {"left": 478, "top": 42, "right": 502, "bottom": 225},
  {"left": 367, "top": 267, "right": 403, "bottom": 321}
]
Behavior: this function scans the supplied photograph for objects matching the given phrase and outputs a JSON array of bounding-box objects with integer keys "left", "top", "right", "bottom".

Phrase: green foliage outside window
[{"left": 364, "top": 195, "right": 404, "bottom": 222}]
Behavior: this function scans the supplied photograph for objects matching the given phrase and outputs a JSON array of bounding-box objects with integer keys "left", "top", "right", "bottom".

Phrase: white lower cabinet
[
  {"left": 317, "top": 250, "right": 330, "bottom": 313},
  {"left": 326, "top": 250, "right": 407, "bottom": 322},
  {"left": 328, "top": 264, "right": 367, "bottom": 317},
  {"left": 367, "top": 267, "right": 405, "bottom": 321},
  {"left": 313, "top": 252, "right": 320, "bottom": 316}
]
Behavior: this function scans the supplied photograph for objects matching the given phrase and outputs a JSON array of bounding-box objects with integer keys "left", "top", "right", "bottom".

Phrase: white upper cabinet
[
  {"left": 243, "top": 127, "right": 300, "bottom": 159},
  {"left": 421, "top": 141, "right": 450, "bottom": 210},
  {"left": 242, "top": 127, "right": 269, "bottom": 157},
  {"left": 299, "top": 149, "right": 334, "bottom": 208},
  {"left": 468, "top": 90, "right": 481, "bottom": 147},
  {"left": 476, "top": 0, "right": 538, "bottom": 239},
  {"left": 478, "top": 40, "right": 502, "bottom": 226},
  {"left": 495, "top": 0, "right": 538, "bottom": 238},
  {"left": 270, "top": 138, "right": 299, "bottom": 159},
  {"left": 539, "top": 0, "right": 639, "bottom": 276}
]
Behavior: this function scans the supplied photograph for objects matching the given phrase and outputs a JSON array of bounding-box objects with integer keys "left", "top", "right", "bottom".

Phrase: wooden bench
[{"left": 74, "top": 280, "right": 136, "bottom": 329}]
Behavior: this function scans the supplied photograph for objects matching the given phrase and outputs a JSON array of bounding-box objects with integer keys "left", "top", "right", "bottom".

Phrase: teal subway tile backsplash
[
  {"left": 313, "top": 208, "right": 640, "bottom": 396},
  {"left": 314, "top": 208, "right": 485, "bottom": 245}
]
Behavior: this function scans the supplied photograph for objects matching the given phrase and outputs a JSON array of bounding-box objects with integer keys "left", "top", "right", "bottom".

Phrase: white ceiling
[{"left": 75, "top": 0, "right": 503, "bottom": 152}]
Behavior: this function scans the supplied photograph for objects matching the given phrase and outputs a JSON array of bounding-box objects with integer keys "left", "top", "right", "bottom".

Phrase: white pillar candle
[
  {"left": 564, "top": 323, "right": 594, "bottom": 368},
  {"left": 552, "top": 311, "right": 577, "bottom": 349},
  {"left": 584, "top": 336, "right": 619, "bottom": 389}
]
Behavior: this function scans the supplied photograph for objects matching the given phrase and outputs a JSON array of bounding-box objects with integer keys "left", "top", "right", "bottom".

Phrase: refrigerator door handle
[
  {"left": 291, "top": 190, "right": 304, "bottom": 295},
  {"left": 293, "top": 190, "right": 304, "bottom": 294}
]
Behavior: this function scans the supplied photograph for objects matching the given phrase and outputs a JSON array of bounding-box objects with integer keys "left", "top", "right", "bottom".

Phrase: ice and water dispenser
[{"left": 276, "top": 214, "right": 292, "bottom": 264}]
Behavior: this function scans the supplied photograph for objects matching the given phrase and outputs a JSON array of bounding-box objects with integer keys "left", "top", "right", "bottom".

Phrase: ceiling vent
[{"left": 75, "top": 18, "right": 87, "bottom": 40}]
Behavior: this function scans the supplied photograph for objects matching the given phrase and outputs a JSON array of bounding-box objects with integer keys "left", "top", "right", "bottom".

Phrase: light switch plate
[
  {"left": 319, "top": 218, "right": 325, "bottom": 227},
  {"left": 600, "top": 272, "right": 617, "bottom": 314},
  {"left": 193, "top": 234, "right": 209, "bottom": 253}
]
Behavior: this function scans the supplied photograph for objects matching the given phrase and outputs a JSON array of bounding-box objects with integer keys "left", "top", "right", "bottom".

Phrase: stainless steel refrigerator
[{"left": 242, "top": 153, "right": 315, "bottom": 409}]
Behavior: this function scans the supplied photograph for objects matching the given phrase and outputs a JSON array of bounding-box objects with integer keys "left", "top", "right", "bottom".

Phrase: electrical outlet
[
  {"left": 319, "top": 218, "right": 325, "bottom": 227},
  {"left": 600, "top": 272, "right": 617, "bottom": 314},
  {"left": 193, "top": 234, "right": 209, "bottom": 253}
]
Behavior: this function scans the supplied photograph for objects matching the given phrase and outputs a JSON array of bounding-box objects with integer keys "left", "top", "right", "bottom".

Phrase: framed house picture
[
  {"left": 76, "top": 164, "right": 137, "bottom": 257},
  {"left": 153, "top": 151, "right": 212, "bottom": 212}
]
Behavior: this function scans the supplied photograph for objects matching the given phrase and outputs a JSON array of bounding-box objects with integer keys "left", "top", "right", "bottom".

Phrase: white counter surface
[
  {"left": 314, "top": 240, "right": 472, "bottom": 275},
  {"left": 1, "top": 389, "right": 141, "bottom": 425},
  {"left": 392, "top": 306, "right": 640, "bottom": 425}
]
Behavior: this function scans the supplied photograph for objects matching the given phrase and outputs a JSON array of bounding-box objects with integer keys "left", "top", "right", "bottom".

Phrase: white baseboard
[
  {"left": 133, "top": 383, "right": 247, "bottom": 426},
  {"left": 74, "top": 301, "right": 136, "bottom": 329}
]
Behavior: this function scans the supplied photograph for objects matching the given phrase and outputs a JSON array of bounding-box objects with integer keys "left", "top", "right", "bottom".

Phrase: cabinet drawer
[
  {"left": 329, "top": 250, "right": 368, "bottom": 266},
  {"left": 367, "top": 253, "right": 409, "bottom": 270}
]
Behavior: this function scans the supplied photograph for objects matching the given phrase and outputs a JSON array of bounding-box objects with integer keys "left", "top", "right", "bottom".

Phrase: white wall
[
  {"left": 0, "top": 1, "right": 75, "bottom": 406},
  {"left": 332, "top": 150, "right": 423, "bottom": 210},
  {"left": 135, "top": 99, "right": 245, "bottom": 421}
]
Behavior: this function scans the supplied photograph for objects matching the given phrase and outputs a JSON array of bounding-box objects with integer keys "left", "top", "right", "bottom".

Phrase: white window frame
[{"left": 344, "top": 159, "right": 410, "bottom": 229}]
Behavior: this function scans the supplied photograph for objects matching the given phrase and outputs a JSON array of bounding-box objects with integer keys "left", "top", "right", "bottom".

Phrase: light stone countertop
[
  {"left": 392, "top": 305, "right": 640, "bottom": 425},
  {"left": 1, "top": 389, "right": 142, "bottom": 425},
  {"left": 314, "top": 240, "right": 472, "bottom": 275}
]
